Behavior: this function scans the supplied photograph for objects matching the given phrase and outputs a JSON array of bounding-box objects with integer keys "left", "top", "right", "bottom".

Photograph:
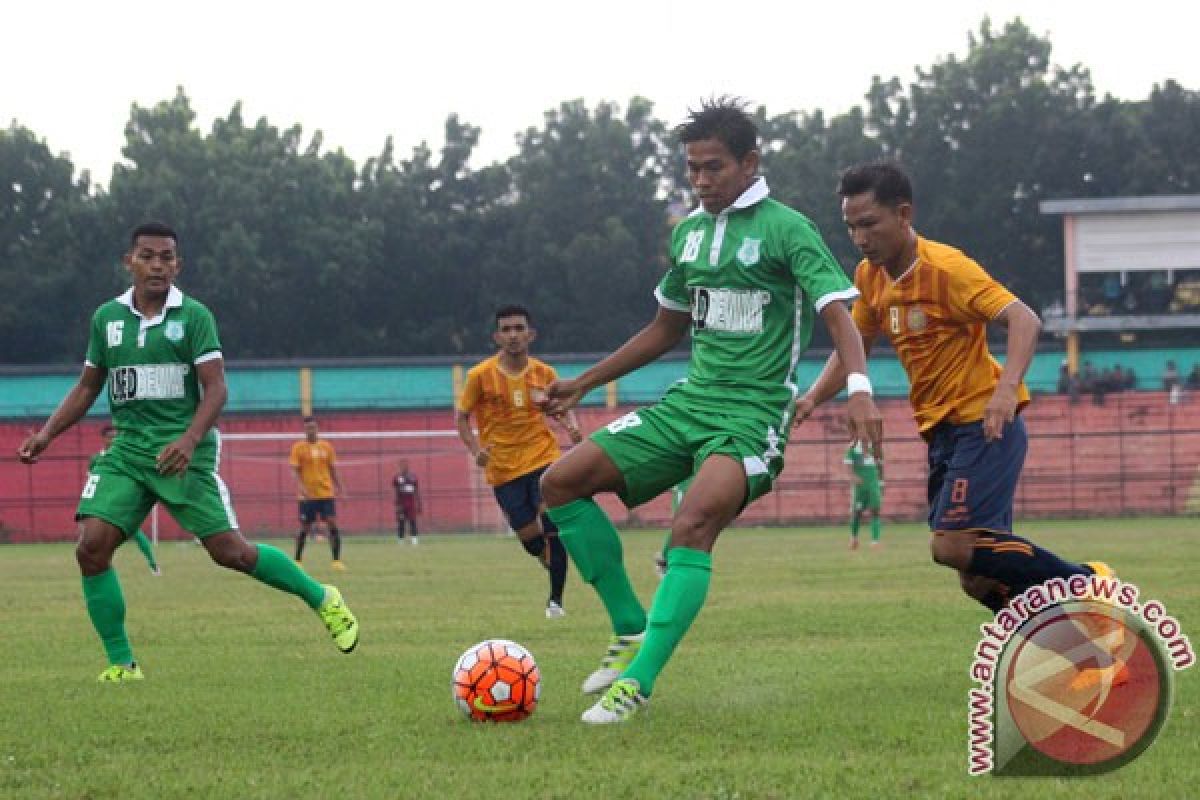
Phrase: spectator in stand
[
  {"left": 1124, "top": 366, "right": 1138, "bottom": 391},
  {"left": 1164, "top": 360, "right": 1183, "bottom": 405},
  {"left": 1110, "top": 366, "right": 1126, "bottom": 393},
  {"left": 1163, "top": 361, "right": 1181, "bottom": 391},
  {"left": 1187, "top": 365, "right": 1200, "bottom": 390},
  {"left": 1080, "top": 361, "right": 1097, "bottom": 392},
  {"left": 1056, "top": 361, "right": 1071, "bottom": 395}
]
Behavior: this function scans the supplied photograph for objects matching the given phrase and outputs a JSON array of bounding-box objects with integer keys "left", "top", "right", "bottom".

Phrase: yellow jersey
[
  {"left": 288, "top": 439, "right": 337, "bottom": 499},
  {"left": 458, "top": 355, "right": 561, "bottom": 486},
  {"left": 851, "top": 235, "right": 1030, "bottom": 434}
]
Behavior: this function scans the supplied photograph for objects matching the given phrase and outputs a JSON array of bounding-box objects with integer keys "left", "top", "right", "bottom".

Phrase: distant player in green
[
  {"left": 844, "top": 442, "right": 882, "bottom": 549},
  {"left": 92, "top": 424, "right": 161, "bottom": 575},
  {"left": 17, "top": 222, "right": 359, "bottom": 683},
  {"left": 540, "top": 99, "right": 884, "bottom": 723}
]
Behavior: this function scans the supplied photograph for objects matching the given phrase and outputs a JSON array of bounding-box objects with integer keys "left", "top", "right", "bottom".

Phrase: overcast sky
[{"left": 5, "top": 0, "right": 1197, "bottom": 184}]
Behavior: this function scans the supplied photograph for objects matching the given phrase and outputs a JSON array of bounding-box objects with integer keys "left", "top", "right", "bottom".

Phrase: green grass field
[{"left": 3, "top": 518, "right": 1198, "bottom": 799}]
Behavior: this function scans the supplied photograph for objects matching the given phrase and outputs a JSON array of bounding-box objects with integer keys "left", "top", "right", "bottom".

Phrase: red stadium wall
[{"left": 2, "top": 393, "right": 1198, "bottom": 543}]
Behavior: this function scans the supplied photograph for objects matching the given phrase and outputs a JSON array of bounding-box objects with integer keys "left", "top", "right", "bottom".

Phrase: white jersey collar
[
  {"left": 115, "top": 285, "right": 184, "bottom": 326},
  {"left": 730, "top": 176, "right": 769, "bottom": 210},
  {"left": 689, "top": 176, "right": 770, "bottom": 218}
]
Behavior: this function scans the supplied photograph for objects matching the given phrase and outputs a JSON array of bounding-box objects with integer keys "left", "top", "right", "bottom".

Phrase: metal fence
[{"left": 2, "top": 392, "right": 1198, "bottom": 543}]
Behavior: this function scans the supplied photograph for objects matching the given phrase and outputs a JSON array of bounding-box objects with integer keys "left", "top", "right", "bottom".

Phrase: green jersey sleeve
[
  {"left": 783, "top": 217, "right": 857, "bottom": 310},
  {"left": 656, "top": 223, "right": 693, "bottom": 311},
  {"left": 187, "top": 303, "right": 222, "bottom": 363},
  {"left": 85, "top": 309, "right": 107, "bottom": 368}
]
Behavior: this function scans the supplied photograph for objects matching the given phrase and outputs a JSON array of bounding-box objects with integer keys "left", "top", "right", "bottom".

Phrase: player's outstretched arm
[
  {"left": 820, "top": 302, "right": 883, "bottom": 458},
  {"left": 17, "top": 365, "right": 105, "bottom": 464},
  {"left": 796, "top": 320, "right": 875, "bottom": 426},
  {"left": 156, "top": 358, "right": 227, "bottom": 476},
  {"left": 983, "top": 300, "right": 1041, "bottom": 441},
  {"left": 455, "top": 410, "right": 489, "bottom": 467},
  {"left": 550, "top": 409, "right": 584, "bottom": 444},
  {"left": 543, "top": 306, "right": 690, "bottom": 415}
]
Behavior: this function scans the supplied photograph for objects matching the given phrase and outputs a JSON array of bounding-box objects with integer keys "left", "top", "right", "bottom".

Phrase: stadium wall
[
  {"left": 2, "top": 392, "right": 1197, "bottom": 543},
  {"left": 4, "top": 347, "right": 1199, "bottom": 418}
]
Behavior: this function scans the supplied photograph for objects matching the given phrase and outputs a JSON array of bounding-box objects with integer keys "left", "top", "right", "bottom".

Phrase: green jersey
[
  {"left": 844, "top": 444, "right": 880, "bottom": 486},
  {"left": 85, "top": 286, "right": 223, "bottom": 470},
  {"left": 657, "top": 178, "right": 857, "bottom": 420}
]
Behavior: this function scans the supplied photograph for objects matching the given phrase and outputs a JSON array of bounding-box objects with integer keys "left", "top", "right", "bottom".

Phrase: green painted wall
[{"left": 2, "top": 347, "right": 1197, "bottom": 418}]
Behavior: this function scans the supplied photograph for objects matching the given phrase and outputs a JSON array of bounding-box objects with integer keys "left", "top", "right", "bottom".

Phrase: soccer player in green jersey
[
  {"left": 17, "top": 222, "right": 359, "bottom": 683},
  {"left": 844, "top": 442, "right": 882, "bottom": 550},
  {"left": 92, "top": 424, "right": 161, "bottom": 575},
  {"left": 540, "top": 98, "right": 884, "bottom": 724}
]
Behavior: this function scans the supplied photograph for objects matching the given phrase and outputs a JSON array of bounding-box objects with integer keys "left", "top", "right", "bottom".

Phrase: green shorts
[
  {"left": 591, "top": 393, "right": 787, "bottom": 509},
  {"left": 852, "top": 482, "right": 882, "bottom": 512},
  {"left": 77, "top": 449, "right": 239, "bottom": 539}
]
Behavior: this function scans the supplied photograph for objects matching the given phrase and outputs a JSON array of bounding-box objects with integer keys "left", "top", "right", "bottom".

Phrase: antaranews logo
[{"left": 966, "top": 573, "right": 1193, "bottom": 776}]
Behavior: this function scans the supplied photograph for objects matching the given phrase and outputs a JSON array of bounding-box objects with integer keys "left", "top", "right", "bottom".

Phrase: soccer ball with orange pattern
[{"left": 451, "top": 639, "right": 541, "bottom": 722}]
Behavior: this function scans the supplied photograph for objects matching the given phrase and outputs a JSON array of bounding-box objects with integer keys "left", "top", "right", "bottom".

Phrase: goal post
[{"left": 214, "top": 429, "right": 505, "bottom": 537}]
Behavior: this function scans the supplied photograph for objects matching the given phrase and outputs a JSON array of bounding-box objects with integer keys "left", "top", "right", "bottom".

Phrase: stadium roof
[{"left": 1040, "top": 195, "right": 1200, "bottom": 214}]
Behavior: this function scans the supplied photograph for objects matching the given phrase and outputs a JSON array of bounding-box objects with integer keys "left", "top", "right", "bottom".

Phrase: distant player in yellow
[
  {"left": 289, "top": 416, "right": 345, "bottom": 569},
  {"left": 456, "top": 305, "right": 582, "bottom": 618}
]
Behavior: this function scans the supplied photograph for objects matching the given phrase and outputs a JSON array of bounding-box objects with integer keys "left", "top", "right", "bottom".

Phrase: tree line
[{"left": 2, "top": 18, "right": 1197, "bottom": 364}]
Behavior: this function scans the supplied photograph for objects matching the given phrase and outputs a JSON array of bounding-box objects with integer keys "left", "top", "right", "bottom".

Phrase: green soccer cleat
[
  {"left": 97, "top": 663, "right": 144, "bottom": 683},
  {"left": 582, "top": 678, "right": 648, "bottom": 724},
  {"left": 317, "top": 585, "right": 359, "bottom": 653},
  {"left": 581, "top": 631, "right": 645, "bottom": 694}
]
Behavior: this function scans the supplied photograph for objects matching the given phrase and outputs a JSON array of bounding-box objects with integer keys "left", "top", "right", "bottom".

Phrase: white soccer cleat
[
  {"left": 582, "top": 678, "right": 648, "bottom": 724},
  {"left": 581, "top": 631, "right": 644, "bottom": 694},
  {"left": 545, "top": 601, "right": 566, "bottom": 619}
]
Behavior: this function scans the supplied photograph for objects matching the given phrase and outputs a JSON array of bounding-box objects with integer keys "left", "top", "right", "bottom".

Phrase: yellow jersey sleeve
[
  {"left": 945, "top": 254, "right": 1018, "bottom": 323},
  {"left": 458, "top": 367, "right": 482, "bottom": 413}
]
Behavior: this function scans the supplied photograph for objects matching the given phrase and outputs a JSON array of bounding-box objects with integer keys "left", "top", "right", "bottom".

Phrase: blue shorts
[
  {"left": 493, "top": 466, "right": 557, "bottom": 532},
  {"left": 298, "top": 498, "right": 337, "bottom": 524},
  {"left": 927, "top": 417, "right": 1027, "bottom": 534}
]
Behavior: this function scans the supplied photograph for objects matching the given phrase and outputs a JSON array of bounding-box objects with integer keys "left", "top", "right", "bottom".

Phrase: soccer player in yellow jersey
[
  {"left": 799, "top": 161, "right": 1110, "bottom": 612},
  {"left": 289, "top": 416, "right": 345, "bottom": 569},
  {"left": 456, "top": 305, "right": 582, "bottom": 619}
]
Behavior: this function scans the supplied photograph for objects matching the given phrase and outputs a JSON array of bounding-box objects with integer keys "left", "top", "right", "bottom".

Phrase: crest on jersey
[
  {"left": 165, "top": 320, "right": 185, "bottom": 342},
  {"left": 907, "top": 307, "right": 928, "bottom": 333},
  {"left": 736, "top": 238, "right": 762, "bottom": 267}
]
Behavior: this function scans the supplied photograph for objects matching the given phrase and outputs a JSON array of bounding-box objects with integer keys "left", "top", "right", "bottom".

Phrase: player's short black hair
[
  {"left": 129, "top": 221, "right": 179, "bottom": 249},
  {"left": 495, "top": 305, "right": 532, "bottom": 327},
  {"left": 101, "top": 423, "right": 116, "bottom": 436},
  {"left": 676, "top": 96, "right": 758, "bottom": 160},
  {"left": 837, "top": 161, "right": 914, "bottom": 208}
]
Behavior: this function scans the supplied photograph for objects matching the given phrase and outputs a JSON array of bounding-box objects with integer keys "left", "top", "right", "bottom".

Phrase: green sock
[
  {"left": 546, "top": 499, "right": 646, "bottom": 635},
  {"left": 870, "top": 515, "right": 881, "bottom": 542},
  {"left": 622, "top": 547, "right": 711, "bottom": 697},
  {"left": 82, "top": 569, "right": 134, "bottom": 666},
  {"left": 850, "top": 511, "right": 861, "bottom": 536},
  {"left": 131, "top": 530, "right": 158, "bottom": 570},
  {"left": 250, "top": 544, "right": 326, "bottom": 609}
]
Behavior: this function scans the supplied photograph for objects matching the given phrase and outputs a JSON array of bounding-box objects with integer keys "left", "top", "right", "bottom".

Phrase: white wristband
[{"left": 846, "top": 372, "right": 873, "bottom": 396}]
